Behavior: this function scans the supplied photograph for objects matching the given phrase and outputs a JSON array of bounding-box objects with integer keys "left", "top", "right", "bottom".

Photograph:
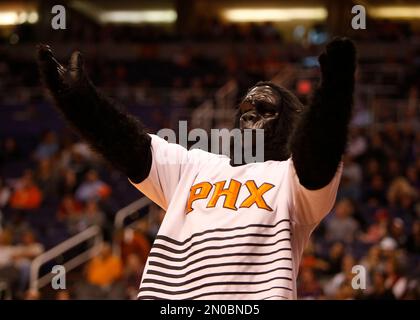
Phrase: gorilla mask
[{"left": 233, "top": 81, "right": 303, "bottom": 165}]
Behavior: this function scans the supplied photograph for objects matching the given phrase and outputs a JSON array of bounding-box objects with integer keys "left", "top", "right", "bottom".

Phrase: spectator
[
  {"left": 359, "top": 209, "right": 389, "bottom": 244},
  {"left": 326, "top": 199, "right": 359, "bottom": 243},
  {"left": 323, "top": 242, "right": 345, "bottom": 276},
  {"left": 298, "top": 268, "right": 323, "bottom": 299},
  {"left": 24, "top": 288, "right": 41, "bottom": 300},
  {"left": 55, "top": 290, "right": 71, "bottom": 300},
  {"left": 118, "top": 227, "right": 151, "bottom": 265},
  {"left": 0, "top": 230, "right": 20, "bottom": 295},
  {"left": 384, "top": 257, "right": 409, "bottom": 299},
  {"left": 12, "top": 231, "right": 44, "bottom": 291},
  {"left": 57, "top": 194, "right": 83, "bottom": 235},
  {"left": 86, "top": 242, "right": 122, "bottom": 287},
  {"left": 35, "top": 158, "right": 59, "bottom": 198},
  {"left": 33, "top": 131, "right": 59, "bottom": 161},
  {"left": 57, "top": 169, "right": 78, "bottom": 196},
  {"left": 389, "top": 218, "right": 407, "bottom": 248},
  {"left": 324, "top": 254, "right": 356, "bottom": 298},
  {"left": 80, "top": 200, "right": 105, "bottom": 230},
  {"left": 10, "top": 171, "right": 42, "bottom": 210},
  {"left": 365, "top": 270, "right": 395, "bottom": 300},
  {"left": 75, "top": 170, "right": 111, "bottom": 203}
]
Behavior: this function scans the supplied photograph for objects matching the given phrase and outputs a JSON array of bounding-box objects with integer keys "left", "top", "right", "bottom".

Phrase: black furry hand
[
  {"left": 36, "top": 44, "right": 152, "bottom": 184},
  {"left": 318, "top": 37, "right": 356, "bottom": 88},
  {"left": 37, "top": 44, "right": 86, "bottom": 95},
  {"left": 290, "top": 37, "right": 356, "bottom": 191}
]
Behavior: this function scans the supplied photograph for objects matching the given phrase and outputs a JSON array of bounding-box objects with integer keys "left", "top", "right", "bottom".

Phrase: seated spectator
[
  {"left": 0, "top": 230, "right": 20, "bottom": 295},
  {"left": 75, "top": 170, "right": 111, "bottom": 203},
  {"left": 360, "top": 245, "right": 383, "bottom": 280},
  {"left": 55, "top": 290, "right": 71, "bottom": 300},
  {"left": 86, "top": 242, "right": 122, "bottom": 287},
  {"left": 79, "top": 200, "right": 105, "bottom": 230},
  {"left": 57, "top": 169, "right": 78, "bottom": 196},
  {"left": 364, "top": 270, "right": 395, "bottom": 300},
  {"left": 10, "top": 171, "right": 42, "bottom": 210},
  {"left": 35, "top": 158, "right": 59, "bottom": 198},
  {"left": 359, "top": 209, "right": 389, "bottom": 244},
  {"left": 339, "top": 155, "right": 362, "bottom": 201},
  {"left": 325, "top": 199, "right": 359, "bottom": 243},
  {"left": 33, "top": 131, "right": 59, "bottom": 161},
  {"left": 12, "top": 231, "right": 44, "bottom": 291},
  {"left": 347, "top": 127, "right": 367, "bottom": 159},
  {"left": 324, "top": 254, "right": 356, "bottom": 298},
  {"left": 57, "top": 194, "right": 83, "bottom": 235},
  {"left": 323, "top": 242, "right": 345, "bottom": 276},
  {"left": 299, "top": 240, "right": 328, "bottom": 273},
  {"left": 363, "top": 174, "right": 387, "bottom": 206},
  {"left": 57, "top": 194, "right": 83, "bottom": 220},
  {"left": 389, "top": 218, "right": 407, "bottom": 248},
  {"left": 298, "top": 268, "right": 323, "bottom": 299},
  {"left": 118, "top": 227, "right": 151, "bottom": 265},
  {"left": 384, "top": 257, "right": 409, "bottom": 299},
  {"left": 24, "top": 289, "right": 41, "bottom": 300}
]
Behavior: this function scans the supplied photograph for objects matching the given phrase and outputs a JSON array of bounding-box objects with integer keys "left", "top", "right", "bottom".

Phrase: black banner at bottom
[{"left": 0, "top": 300, "right": 417, "bottom": 319}]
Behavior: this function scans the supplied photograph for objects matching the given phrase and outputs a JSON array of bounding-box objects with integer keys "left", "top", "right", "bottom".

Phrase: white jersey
[{"left": 131, "top": 134, "right": 342, "bottom": 300}]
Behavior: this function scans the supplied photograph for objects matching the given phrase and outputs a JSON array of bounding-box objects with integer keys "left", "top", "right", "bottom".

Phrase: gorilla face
[
  {"left": 233, "top": 82, "right": 303, "bottom": 165},
  {"left": 239, "top": 85, "right": 280, "bottom": 132}
]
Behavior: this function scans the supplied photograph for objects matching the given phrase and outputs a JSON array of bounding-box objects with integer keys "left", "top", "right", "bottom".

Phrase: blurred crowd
[
  {"left": 297, "top": 121, "right": 420, "bottom": 299},
  {"left": 0, "top": 18, "right": 419, "bottom": 299},
  {"left": 0, "top": 127, "right": 166, "bottom": 299}
]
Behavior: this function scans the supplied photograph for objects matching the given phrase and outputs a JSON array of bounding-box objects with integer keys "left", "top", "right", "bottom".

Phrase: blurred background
[{"left": 0, "top": 0, "right": 419, "bottom": 300}]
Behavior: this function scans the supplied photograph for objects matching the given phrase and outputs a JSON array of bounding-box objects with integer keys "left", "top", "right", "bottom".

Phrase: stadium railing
[
  {"left": 29, "top": 225, "right": 103, "bottom": 291},
  {"left": 113, "top": 197, "right": 152, "bottom": 255}
]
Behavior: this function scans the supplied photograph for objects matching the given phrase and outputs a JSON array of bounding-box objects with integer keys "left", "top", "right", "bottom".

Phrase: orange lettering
[
  {"left": 186, "top": 182, "right": 212, "bottom": 214},
  {"left": 207, "top": 180, "right": 241, "bottom": 210},
  {"left": 240, "top": 181, "right": 274, "bottom": 211}
]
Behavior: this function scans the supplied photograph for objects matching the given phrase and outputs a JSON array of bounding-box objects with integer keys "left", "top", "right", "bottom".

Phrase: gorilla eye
[{"left": 255, "top": 102, "right": 276, "bottom": 116}]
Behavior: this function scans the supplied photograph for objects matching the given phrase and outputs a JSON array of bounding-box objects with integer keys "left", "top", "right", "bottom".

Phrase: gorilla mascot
[{"left": 37, "top": 37, "right": 356, "bottom": 300}]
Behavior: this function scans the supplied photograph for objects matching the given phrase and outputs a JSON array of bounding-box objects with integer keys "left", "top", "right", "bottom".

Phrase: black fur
[
  {"left": 37, "top": 38, "right": 356, "bottom": 191},
  {"left": 37, "top": 45, "right": 152, "bottom": 183},
  {"left": 289, "top": 38, "right": 356, "bottom": 190}
]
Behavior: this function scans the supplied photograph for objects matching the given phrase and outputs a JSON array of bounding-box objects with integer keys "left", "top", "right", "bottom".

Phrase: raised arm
[
  {"left": 290, "top": 37, "right": 357, "bottom": 190},
  {"left": 37, "top": 45, "right": 152, "bottom": 183}
]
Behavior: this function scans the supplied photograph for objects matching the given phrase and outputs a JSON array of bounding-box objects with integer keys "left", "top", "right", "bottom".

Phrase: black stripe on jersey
[
  {"left": 154, "top": 228, "right": 290, "bottom": 254},
  {"left": 142, "top": 266, "right": 292, "bottom": 287},
  {"left": 151, "top": 234, "right": 290, "bottom": 260},
  {"left": 140, "top": 277, "right": 293, "bottom": 295},
  {"left": 147, "top": 257, "right": 292, "bottom": 277},
  {"left": 148, "top": 248, "right": 292, "bottom": 268},
  {"left": 263, "top": 295, "right": 289, "bottom": 300},
  {"left": 155, "top": 218, "right": 291, "bottom": 246},
  {"left": 149, "top": 238, "right": 290, "bottom": 262},
  {"left": 138, "top": 283, "right": 293, "bottom": 300}
]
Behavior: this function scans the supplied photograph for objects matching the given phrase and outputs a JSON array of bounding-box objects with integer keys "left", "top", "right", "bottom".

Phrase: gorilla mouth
[{"left": 240, "top": 119, "right": 266, "bottom": 130}]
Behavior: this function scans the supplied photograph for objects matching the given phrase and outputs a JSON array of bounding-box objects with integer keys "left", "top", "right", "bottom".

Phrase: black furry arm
[
  {"left": 37, "top": 45, "right": 152, "bottom": 183},
  {"left": 290, "top": 38, "right": 356, "bottom": 190}
]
